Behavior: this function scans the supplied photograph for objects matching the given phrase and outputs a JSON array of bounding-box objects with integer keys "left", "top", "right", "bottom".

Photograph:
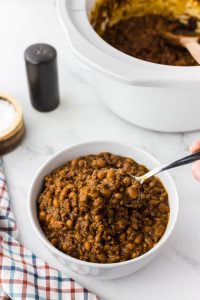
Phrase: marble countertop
[{"left": 1, "top": 0, "right": 200, "bottom": 299}]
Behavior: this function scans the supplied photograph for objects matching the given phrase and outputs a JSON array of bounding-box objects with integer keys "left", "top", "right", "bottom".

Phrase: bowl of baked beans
[{"left": 28, "top": 141, "right": 179, "bottom": 279}]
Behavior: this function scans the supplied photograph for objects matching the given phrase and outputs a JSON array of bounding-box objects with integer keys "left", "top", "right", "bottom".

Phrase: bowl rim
[{"left": 28, "top": 140, "right": 179, "bottom": 268}]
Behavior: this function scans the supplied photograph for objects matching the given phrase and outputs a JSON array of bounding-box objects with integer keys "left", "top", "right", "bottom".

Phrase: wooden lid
[{"left": 0, "top": 93, "right": 25, "bottom": 155}]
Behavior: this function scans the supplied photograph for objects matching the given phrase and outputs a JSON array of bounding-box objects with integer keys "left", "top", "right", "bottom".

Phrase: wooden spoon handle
[{"left": 181, "top": 37, "right": 200, "bottom": 64}]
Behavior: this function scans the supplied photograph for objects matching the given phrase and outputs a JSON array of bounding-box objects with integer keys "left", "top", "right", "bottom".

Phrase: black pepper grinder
[{"left": 24, "top": 43, "right": 60, "bottom": 112}]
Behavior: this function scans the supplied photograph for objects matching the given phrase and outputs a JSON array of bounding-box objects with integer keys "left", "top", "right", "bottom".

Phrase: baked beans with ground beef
[{"left": 37, "top": 153, "right": 169, "bottom": 263}]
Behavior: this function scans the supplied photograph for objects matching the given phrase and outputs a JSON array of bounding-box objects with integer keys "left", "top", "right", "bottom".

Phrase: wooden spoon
[{"left": 165, "top": 32, "right": 200, "bottom": 64}]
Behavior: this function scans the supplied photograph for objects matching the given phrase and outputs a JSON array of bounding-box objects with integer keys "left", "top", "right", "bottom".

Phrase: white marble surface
[{"left": 1, "top": 1, "right": 200, "bottom": 299}]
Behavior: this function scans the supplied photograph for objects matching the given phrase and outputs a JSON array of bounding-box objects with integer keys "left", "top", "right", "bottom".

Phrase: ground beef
[
  {"left": 100, "top": 14, "right": 198, "bottom": 66},
  {"left": 37, "top": 153, "right": 169, "bottom": 264}
]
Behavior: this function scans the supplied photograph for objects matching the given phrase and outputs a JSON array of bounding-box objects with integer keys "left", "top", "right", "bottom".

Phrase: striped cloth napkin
[{"left": 0, "top": 159, "right": 101, "bottom": 300}]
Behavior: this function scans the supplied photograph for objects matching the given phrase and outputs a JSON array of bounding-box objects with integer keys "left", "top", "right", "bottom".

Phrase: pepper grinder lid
[{"left": 24, "top": 43, "right": 60, "bottom": 112}]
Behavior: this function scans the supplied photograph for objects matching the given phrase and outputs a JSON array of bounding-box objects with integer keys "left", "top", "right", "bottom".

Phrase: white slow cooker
[{"left": 57, "top": 0, "right": 200, "bottom": 132}]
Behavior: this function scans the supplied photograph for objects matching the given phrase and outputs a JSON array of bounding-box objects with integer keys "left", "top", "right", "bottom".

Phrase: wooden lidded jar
[{"left": 0, "top": 93, "right": 25, "bottom": 155}]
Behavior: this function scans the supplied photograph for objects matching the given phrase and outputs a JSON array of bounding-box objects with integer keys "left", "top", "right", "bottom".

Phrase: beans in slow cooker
[
  {"left": 37, "top": 153, "right": 169, "bottom": 263},
  {"left": 100, "top": 14, "right": 199, "bottom": 66}
]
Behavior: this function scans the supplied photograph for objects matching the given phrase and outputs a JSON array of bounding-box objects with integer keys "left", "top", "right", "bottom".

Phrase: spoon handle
[{"left": 144, "top": 151, "right": 200, "bottom": 181}]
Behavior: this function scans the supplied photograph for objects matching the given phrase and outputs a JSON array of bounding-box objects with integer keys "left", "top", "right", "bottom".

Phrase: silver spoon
[{"left": 129, "top": 151, "right": 200, "bottom": 185}]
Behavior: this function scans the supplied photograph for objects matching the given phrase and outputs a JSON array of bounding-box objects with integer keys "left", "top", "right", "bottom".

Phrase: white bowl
[
  {"left": 28, "top": 141, "right": 179, "bottom": 279},
  {"left": 57, "top": 0, "right": 200, "bottom": 132}
]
